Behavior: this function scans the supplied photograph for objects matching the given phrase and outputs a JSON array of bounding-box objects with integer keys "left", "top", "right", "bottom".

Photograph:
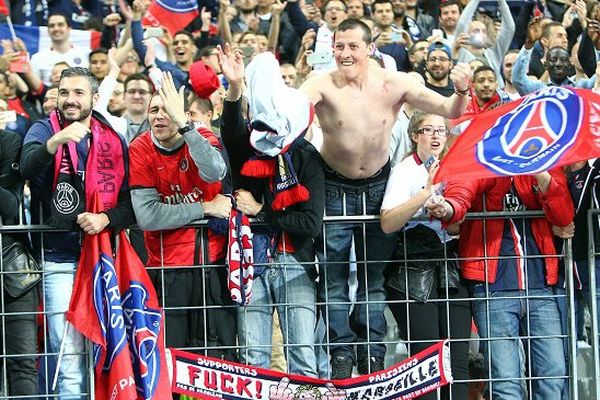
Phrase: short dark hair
[
  {"left": 124, "top": 73, "right": 154, "bottom": 92},
  {"left": 173, "top": 30, "right": 194, "bottom": 42},
  {"left": 408, "top": 39, "right": 429, "bottom": 56},
  {"left": 373, "top": 0, "right": 394, "bottom": 12},
  {"left": 191, "top": 97, "right": 213, "bottom": 115},
  {"left": 473, "top": 65, "right": 496, "bottom": 80},
  {"left": 199, "top": 45, "right": 218, "bottom": 58},
  {"left": 59, "top": 67, "right": 99, "bottom": 94},
  {"left": 89, "top": 47, "right": 108, "bottom": 60},
  {"left": 438, "top": 0, "right": 462, "bottom": 12},
  {"left": 335, "top": 18, "right": 372, "bottom": 44},
  {"left": 48, "top": 13, "right": 70, "bottom": 27}
]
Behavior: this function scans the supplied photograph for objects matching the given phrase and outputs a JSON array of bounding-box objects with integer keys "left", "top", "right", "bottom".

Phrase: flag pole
[
  {"left": 6, "top": 16, "right": 16, "bottom": 41},
  {"left": 52, "top": 321, "right": 70, "bottom": 391}
]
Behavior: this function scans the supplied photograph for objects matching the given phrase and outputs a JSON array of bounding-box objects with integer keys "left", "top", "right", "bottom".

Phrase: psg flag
[
  {"left": 142, "top": 0, "right": 199, "bottom": 36},
  {"left": 435, "top": 87, "right": 600, "bottom": 183},
  {"left": 65, "top": 193, "right": 171, "bottom": 399}
]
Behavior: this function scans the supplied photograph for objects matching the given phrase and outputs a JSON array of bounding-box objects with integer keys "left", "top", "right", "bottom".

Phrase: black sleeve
[
  {"left": 0, "top": 131, "right": 23, "bottom": 222},
  {"left": 195, "top": 30, "right": 210, "bottom": 50},
  {"left": 220, "top": 99, "right": 254, "bottom": 186},
  {"left": 261, "top": 143, "right": 325, "bottom": 238},
  {"left": 20, "top": 141, "right": 54, "bottom": 180},
  {"left": 100, "top": 23, "right": 116, "bottom": 48},
  {"left": 579, "top": 31, "right": 597, "bottom": 78},
  {"left": 566, "top": 19, "right": 583, "bottom": 52},
  {"left": 512, "top": 2, "right": 534, "bottom": 49},
  {"left": 104, "top": 187, "right": 136, "bottom": 231}
]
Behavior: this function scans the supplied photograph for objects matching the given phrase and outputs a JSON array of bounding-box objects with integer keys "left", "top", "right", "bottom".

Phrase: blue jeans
[
  {"left": 317, "top": 176, "right": 397, "bottom": 361},
  {"left": 44, "top": 261, "right": 86, "bottom": 399},
  {"left": 473, "top": 288, "right": 566, "bottom": 400},
  {"left": 238, "top": 253, "right": 317, "bottom": 377}
]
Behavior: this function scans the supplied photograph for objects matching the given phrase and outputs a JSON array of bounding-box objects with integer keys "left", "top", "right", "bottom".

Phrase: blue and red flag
[
  {"left": 435, "top": 87, "right": 600, "bottom": 183},
  {"left": 142, "top": 0, "right": 199, "bottom": 36},
  {"left": 115, "top": 231, "right": 172, "bottom": 400},
  {"left": 65, "top": 192, "right": 138, "bottom": 400}
]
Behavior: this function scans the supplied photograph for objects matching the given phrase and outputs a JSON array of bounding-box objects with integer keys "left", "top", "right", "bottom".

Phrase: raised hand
[
  {"left": 158, "top": 71, "right": 187, "bottom": 128},
  {"left": 216, "top": 43, "right": 245, "bottom": 85},
  {"left": 449, "top": 62, "right": 472, "bottom": 92},
  {"left": 272, "top": 0, "right": 288, "bottom": 17}
]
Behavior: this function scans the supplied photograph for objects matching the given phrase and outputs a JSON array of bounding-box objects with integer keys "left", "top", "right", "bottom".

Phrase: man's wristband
[{"left": 454, "top": 87, "right": 470, "bottom": 96}]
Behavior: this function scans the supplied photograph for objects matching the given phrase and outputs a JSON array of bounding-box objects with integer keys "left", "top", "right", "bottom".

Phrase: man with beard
[
  {"left": 512, "top": 46, "right": 596, "bottom": 95},
  {"left": 20, "top": 67, "right": 135, "bottom": 399},
  {"left": 424, "top": 42, "right": 455, "bottom": 97},
  {"left": 453, "top": 0, "right": 515, "bottom": 88},
  {"left": 437, "top": 0, "right": 461, "bottom": 43}
]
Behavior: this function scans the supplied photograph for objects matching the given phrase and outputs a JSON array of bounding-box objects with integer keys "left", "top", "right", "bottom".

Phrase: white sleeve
[{"left": 381, "top": 162, "right": 413, "bottom": 211}]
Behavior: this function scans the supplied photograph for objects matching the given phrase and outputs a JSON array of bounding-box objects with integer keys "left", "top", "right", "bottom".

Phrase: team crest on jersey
[
  {"left": 180, "top": 157, "right": 189, "bottom": 172},
  {"left": 53, "top": 182, "right": 80, "bottom": 215},
  {"left": 93, "top": 254, "right": 127, "bottom": 370},
  {"left": 122, "top": 282, "right": 162, "bottom": 400},
  {"left": 476, "top": 87, "right": 582, "bottom": 175}
]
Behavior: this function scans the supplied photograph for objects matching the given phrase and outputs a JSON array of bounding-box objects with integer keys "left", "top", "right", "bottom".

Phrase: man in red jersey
[{"left": 128, "top": 71, "right": 237, "bottom": 360}]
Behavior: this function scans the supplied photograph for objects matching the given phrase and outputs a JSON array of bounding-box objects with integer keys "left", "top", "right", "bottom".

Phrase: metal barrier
[{"left": 0, "top": 206, "right": 598, "bottom": 399}]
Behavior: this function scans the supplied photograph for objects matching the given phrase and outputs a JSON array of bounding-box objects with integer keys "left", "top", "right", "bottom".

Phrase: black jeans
[
  {"left": 150, "top": 265, "right": 238, "bottom": 361},
  {"left": 388, "top": 284, "right": 471, "bottom": 400},
  {"left": 0, "top": 287, "right": 38, "bottom": 396}
]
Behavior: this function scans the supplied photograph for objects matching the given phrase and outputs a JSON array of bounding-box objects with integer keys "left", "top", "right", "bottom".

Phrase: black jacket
[{"left": 221, "top": 98, "right": 325, "bottom": 278}]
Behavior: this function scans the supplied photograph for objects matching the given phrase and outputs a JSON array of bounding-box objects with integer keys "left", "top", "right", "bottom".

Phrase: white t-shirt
[
  {"left": 389, "top": 109, "right": 411, "bottom": 167},
  {"left": 381, "top": 154, "right": 447, "bottom": 241},
  {"left": 30, "top": 46, "right": 90, "bottom": 86}
]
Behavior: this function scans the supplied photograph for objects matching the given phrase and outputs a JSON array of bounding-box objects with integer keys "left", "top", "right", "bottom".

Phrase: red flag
[
  {"left": 0, "top": 1, "right": 8, "bottom": 16},
  {"left": 142, "top": 0, "right": 199, "bottom": 36},
  {"left": 65, "top": 192, "right": 138, "bottom": 400},
  {"left": 435, "top": 87, "right": 600, "bottom": 183},
  {"left": 116, "top": 231, "right": 172, "bottom": 400}
]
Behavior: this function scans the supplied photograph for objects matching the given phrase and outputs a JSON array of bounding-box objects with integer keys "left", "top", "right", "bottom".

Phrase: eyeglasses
[
  {"left": 325, "top": 6, "right": 346, "bottom": 12},
  {"left": 125, "top": 56, "right": 140, "bottom": 63},
  {"left": 427, "top": 56, "right": 450, "bottom": 63},
  {"left": 125, "top": 89, "right": 151, "bottom": 96},
  {"left": 415, "top": 126, "right": 448, "bottom": 137}
]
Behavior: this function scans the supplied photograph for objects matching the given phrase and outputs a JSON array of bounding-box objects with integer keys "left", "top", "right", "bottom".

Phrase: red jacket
[{"left": 444, "top": 169, "right": 574, "bottom": 285}]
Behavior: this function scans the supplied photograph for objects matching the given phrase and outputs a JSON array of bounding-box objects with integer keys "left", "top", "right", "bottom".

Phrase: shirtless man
[{"left": 299, "top": 18, "right": 471, "bottom": 379}]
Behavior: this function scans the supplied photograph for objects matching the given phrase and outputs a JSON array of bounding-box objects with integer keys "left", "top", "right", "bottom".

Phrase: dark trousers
[
  {"left": 150, "top": 264, "right": 238, "bottom": 361},
  {"left": 0, "top": 287, "right": 38, "bottom": 396},
  {"left": 388, "top": 284, "right": 471, "bottom": 400}
]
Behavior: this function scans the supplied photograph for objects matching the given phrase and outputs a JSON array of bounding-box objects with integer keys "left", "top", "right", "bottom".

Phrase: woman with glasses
[{"left": 380, "top": 111, "right": 471, "bottom": 400}]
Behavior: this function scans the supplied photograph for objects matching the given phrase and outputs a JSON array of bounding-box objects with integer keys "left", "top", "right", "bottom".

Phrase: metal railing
[{"left": 0, "top": 206, "right": 597, "bottom": 399}]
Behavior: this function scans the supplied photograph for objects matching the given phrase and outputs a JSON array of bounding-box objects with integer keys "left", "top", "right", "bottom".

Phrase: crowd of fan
[{"left": 1, "top": 0, "right": 600, "bottom": 399}]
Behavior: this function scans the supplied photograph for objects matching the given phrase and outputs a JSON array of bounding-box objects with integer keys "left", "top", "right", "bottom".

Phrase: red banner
[
  {"left": 435, "top": 87, "right": 600, "bottom": 183},
  {"left": 169, "top": 340, "right": 452, "bottom": 399}
]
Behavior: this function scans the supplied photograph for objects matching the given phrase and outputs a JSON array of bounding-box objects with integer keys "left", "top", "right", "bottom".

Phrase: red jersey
[{"left": 129, "top": 128, "right": 226, "bottom": 267}]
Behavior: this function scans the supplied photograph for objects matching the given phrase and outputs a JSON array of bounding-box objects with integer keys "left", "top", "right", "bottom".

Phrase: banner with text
[{"left": 169, "top": 340, "right": 451, "bottom": 399}]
